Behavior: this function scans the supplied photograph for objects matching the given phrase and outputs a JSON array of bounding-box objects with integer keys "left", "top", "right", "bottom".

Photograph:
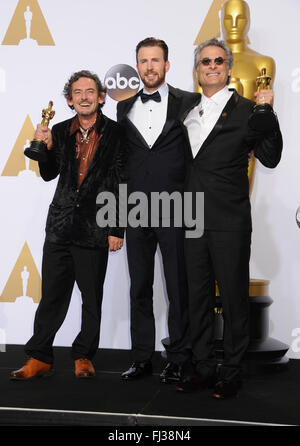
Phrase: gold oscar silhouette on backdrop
[
  {"left": 221, "top": 0, "right": 275, "bottom": 193},
  {"left": 2, "top": 0, "right": 55, "bottom": 46}
]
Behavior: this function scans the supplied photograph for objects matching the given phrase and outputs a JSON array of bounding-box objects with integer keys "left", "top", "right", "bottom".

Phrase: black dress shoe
[
  {"left": 212, "top": 379, "right": 241, "bottom": 399},
  {"left": 176, "top": 372, "right": 216, "bottom": 393},
  {"left": 160, "top": 362, "right": 182, "bottom": 384},
  {"left": 121, "top": 362, "right": 152, "bottom": 380}
]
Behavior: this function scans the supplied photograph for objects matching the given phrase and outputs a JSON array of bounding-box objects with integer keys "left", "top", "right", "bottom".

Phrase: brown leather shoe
[
  {"left": 75, "top": 358, "right": 95, "bottom": 378},
  {"left": 10, "top": 358, "right": 53, "bottom": 380}
]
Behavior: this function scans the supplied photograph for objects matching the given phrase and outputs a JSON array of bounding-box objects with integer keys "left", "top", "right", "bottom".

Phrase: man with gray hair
[{"left": 176, "top": 38, "right": 283, "bottom": 398}]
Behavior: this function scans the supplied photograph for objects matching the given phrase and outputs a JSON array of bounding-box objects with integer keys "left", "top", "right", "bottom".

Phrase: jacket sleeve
[
  {"left": 38, "top": 124, "right": 61, "bottom": 181},
  {"left": 105, "top": 124, "right": 128, "bottom": 238},
  {"left": 251, "top": 118, "right": 283, "bottom": 168}
]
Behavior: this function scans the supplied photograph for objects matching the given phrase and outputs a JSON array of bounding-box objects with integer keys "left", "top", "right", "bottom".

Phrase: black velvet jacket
[{"left": 38, "top": 112, "right": 127, "bottom": 248}]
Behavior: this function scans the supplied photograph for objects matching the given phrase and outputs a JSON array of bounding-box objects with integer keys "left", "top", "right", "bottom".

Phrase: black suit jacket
[
  {"left": 184, "top": 90, "right": 283, "bottom": 232},
  {"left": 39, "top": 112, "right": 127, "bottom": 248},
  {"left": 117, "top": 85, "right": 200, "bottom": 198}
]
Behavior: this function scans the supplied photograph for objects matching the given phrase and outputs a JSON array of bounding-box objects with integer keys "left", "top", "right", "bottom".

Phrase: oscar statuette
[
  {"left": 24, "top": 101, "right": 55, "bottom": 162},
  {"left": 248, "top": 68, "right": 278, "bottom": 132}
]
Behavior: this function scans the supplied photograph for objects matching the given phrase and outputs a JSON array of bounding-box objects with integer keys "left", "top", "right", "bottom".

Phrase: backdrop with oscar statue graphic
[{"left": 0, "top": 0, "right": 299, "bottom": 359}]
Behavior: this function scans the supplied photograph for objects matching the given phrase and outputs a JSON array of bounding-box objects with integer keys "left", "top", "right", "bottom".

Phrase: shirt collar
[
  {"left": 70, "top": 112, "right": 102, "bottom": 136},
  {"left": 142, "top": 82, "right": 169, "bottom": 99},
  {"left": 202, "top": 85, "right": 231, "bottom": 106}
]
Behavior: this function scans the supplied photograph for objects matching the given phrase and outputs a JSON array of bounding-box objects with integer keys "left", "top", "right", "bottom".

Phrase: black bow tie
[{"left": 140, "top": 91, "right": 161, "bottom": 103}]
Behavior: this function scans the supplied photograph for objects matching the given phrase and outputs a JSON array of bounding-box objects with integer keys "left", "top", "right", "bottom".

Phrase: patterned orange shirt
[{"left": 70, "top": 114, "right": 102, "bottom": 187}]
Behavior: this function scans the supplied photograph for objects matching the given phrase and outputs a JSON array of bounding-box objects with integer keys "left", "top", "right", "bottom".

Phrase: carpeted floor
[{"left": 0, "top": 345, "right": 299, "bottom": 428}]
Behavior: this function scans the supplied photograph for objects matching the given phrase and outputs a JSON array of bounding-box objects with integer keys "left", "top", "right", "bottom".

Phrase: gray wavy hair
[{"left": 194, "top": 38, "right": 233, "bottom": 85}]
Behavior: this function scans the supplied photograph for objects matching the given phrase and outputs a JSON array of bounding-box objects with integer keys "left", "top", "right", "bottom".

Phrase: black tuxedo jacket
[
  {"left": 38, "top": 113, "right": 127, "bottom": 248},
  {"left": 183, "top": 90, "right": 283, "bottom": 232},
  {"left": 117, "top": 85, "right": 200, "bottom": 196}
]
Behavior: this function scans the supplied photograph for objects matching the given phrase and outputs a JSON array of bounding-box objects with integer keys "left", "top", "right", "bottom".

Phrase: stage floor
[{"left": 0, "top": 345, "right": 299, "bottom": 427}]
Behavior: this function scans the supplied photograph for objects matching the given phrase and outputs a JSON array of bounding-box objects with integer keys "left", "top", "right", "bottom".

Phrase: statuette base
[
  {"left": 24, "top": 140, "right": 48, "bottom": 163},
  {"left": 249, "top": 103, "right": 278, "bottom": 132}
]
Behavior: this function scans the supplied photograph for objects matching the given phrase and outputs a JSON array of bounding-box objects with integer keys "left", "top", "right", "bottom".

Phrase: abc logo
[{"left": 104, "top": 64, "right": 140, "bottom": 101}]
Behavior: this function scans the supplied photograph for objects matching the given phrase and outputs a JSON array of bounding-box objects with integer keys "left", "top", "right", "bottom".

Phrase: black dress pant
[
  {"left": 126, "top": 225, "right": 190, "bottom": 364},
  {"left": 185, "top": 230, "right": 251, "bottom": 381},
  {"left": 25, "top": 240, "right": 108, "bottom": 364}
]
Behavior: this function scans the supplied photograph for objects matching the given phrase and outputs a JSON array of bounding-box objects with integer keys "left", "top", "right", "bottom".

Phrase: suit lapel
[
  {"left": 179, "top": 94, "right": 201, "bottom": 160},
  {"left": 124, "top": 115, "right": 150, "bottom": 148},
  {"left": 195, "top": 90, "right": 239, "bottom": 158},
  {"left": 162, "top": 85, "right": 181, "bottom": 132},
  {"left": 119, "top": 85, "right": 183, "bottom": 150},
  {"left": 65, "top": 131, "right": 78, "bottom": 188},
  {"left": 119, "top": 90, "right": 150, "bottom": 149},
  {"left": 181, "top": 95, "right": 201, "bottom": 123},
  {"left": 118, "top": 93, "right": 138, "bottom": 119},
  {"left": 152, "top": 85, "right": 182, "bottom": 148},
  {"left": 86, "top": 114, "right": 108, "bottom": 173}
]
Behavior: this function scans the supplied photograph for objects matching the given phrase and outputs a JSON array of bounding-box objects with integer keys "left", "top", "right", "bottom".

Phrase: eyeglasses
[{"left": 199, "top": 57, "right": 227, "bottom": 66}]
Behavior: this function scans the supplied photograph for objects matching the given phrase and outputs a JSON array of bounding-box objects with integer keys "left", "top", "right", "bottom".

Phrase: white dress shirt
[
  {"left": 184, "top": 86, "right": 233, "bottom": 158},
  {"left": 127, "top": 83, "right": 169, "bottom": 148}
]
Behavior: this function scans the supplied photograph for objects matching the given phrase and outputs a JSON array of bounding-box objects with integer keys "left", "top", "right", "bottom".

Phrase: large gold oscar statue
[
  {"left": 221, "top": 0, "right": 275, "bottom": 194},
  {"left": 223, "top": 0, "right": 271, "bottom": 302},
  {"left": 215, "top": 0, "right": 288, "bottom": 366}
]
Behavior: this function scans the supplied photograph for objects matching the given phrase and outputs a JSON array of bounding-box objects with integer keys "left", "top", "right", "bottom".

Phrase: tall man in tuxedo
[
  {"left": 117, "top": 37, "right": 199, "bottom": 383},
  {"left": 177, "top": 38, "right": 283, "bottom": 398}
]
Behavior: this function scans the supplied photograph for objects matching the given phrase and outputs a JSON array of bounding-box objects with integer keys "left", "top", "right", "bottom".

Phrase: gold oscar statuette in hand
[
  {"left": 24, "top": 101, "right": 55, "bottom": 162},
  {"left": 248, "top": 68, "right": 277, "bottom": 132}
]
